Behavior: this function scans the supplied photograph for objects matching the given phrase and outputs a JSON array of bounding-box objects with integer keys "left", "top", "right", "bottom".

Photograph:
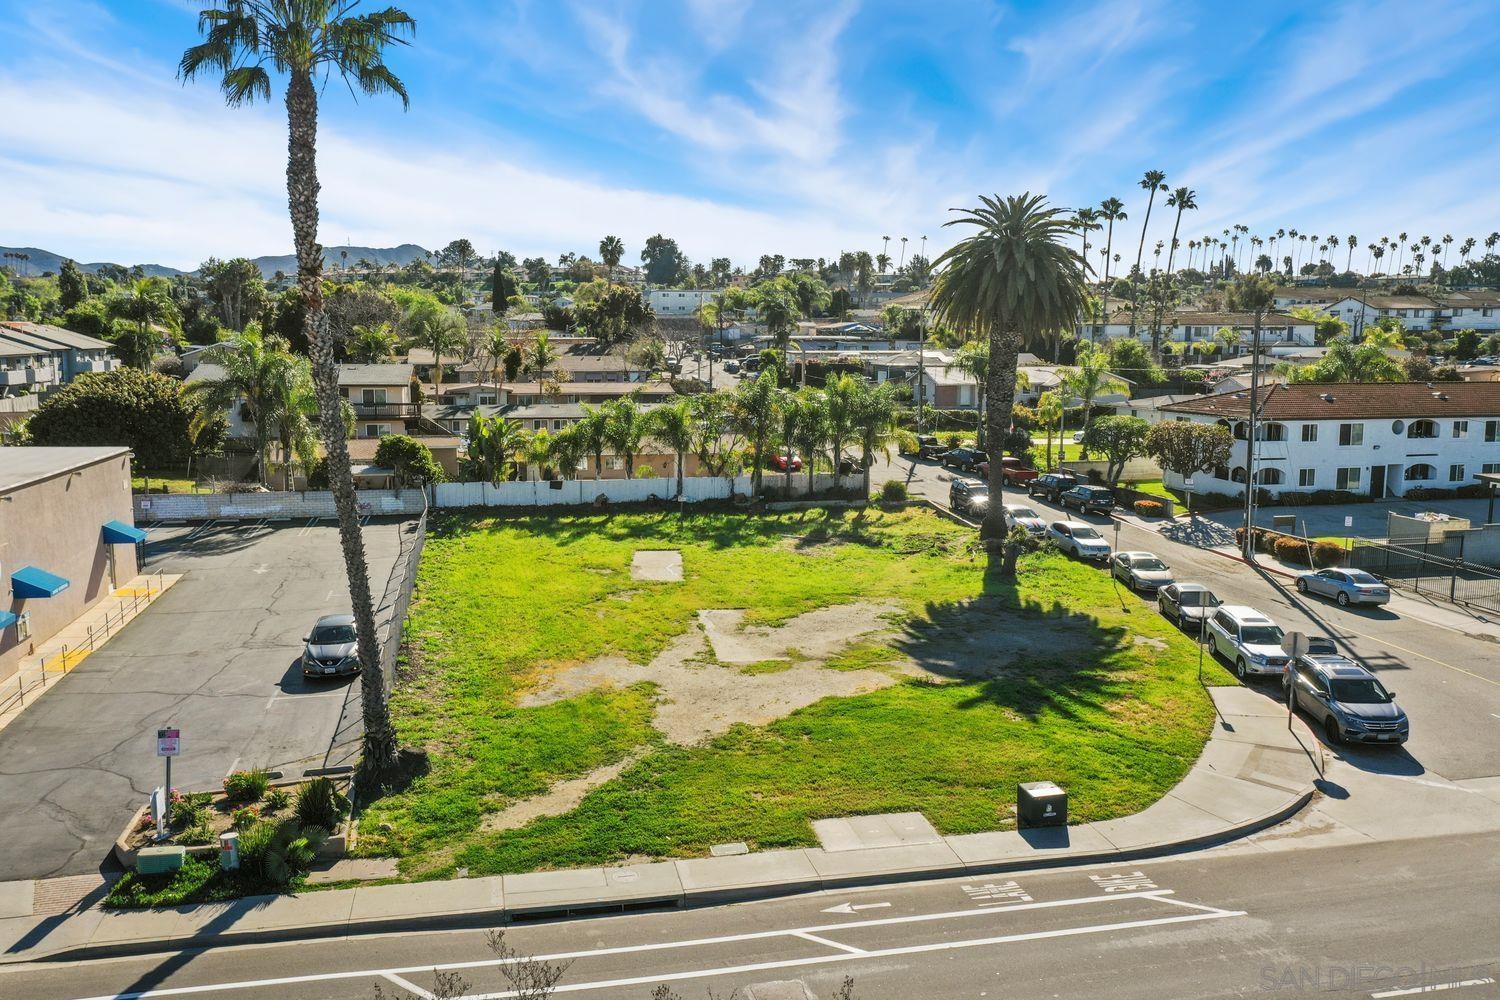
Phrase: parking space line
[
  {"left": 381, "top": 973, "right": 435, "bottom": 999},
  {"left": 792, "top": 931, "right": 866, "bottom": 954}
]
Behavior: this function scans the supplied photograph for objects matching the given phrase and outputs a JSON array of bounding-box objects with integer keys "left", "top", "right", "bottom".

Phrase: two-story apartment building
[
  {"left": 0, "top": 339, "right": 58, "bottom": 397},
  {"left": 0, "top": 322, "right": 117, "bottom": 391},
  {"left": 1157, "top": 382, "right": 1500, "bottom": 499},
  {"left": 646, "top": 289, "right": 716, "bottom": 317},
  {"left": 339, "top": 363, "right": 419, "bottom": 439},
  {"left": 1096, "top": 311, "right": 1318, "bottom": 352},
  {"left": 1301, "top": 291, "right": 1500, "bottom": 336}
]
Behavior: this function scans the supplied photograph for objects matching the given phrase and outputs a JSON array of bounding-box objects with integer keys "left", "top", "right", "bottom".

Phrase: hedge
[{"left": 1133, "top": 499, "right": 1165, "bottom": 517}]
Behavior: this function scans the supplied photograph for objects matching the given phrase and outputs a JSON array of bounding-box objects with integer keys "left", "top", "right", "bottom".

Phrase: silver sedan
[{"left": 1296, "top": 568, "right": 1391, "bottom": 607}]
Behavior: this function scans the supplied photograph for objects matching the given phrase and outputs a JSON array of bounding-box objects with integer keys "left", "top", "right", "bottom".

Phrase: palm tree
[
  {"left": 180, "top": 0, "right": 415, "bottom": 776},
  {"left": 188, "top": 324, "right": 294, "bottom": 487},
  {"left": 550, "top": 424, "right": 588, "bottom": 481},
  {"left": 1060, "top": 344, "right": 1126, "bottom": 459},
  {"left": 1129, "top": 171, "right": 1167, "bottom": 328},
  {"left": 598, "top": 235, "right": 624, "bottom": 283},
  {"left": 109, "top": 278, "right": 181, "bottom": 369},
  {"left": 521, "top": 428, "right": 552, "bottom": 481},
  {"left": 523, "top": 330, "right": 559, "bottom": 384},
  {"left": 756, "top": 285, "right": 799, "bottom": 352},
  {"left": 1098, "top": 197, "right": 1127, "bottom": 286},
  {"left": 822, "top": 373, "right": 861, "bottom": 474},
  {"left": 1164, "top": 188, "right": 1196, "bottom": 279},
  {"left": 350, "top": 322, "right": 399, "bottom": 364},
  {"left": 650, "top": 398, "right": 696, "bottom": 498},
  {"left": 786, "top": 388, "right": 828, "bottom": 496},
  {"left": 575, "top": 405, "right": 610, "bottom": 480},
  {"left": 602, "top": 394, "right": 650, "bottom": 478},
  {"left": 850, "top": 378, "right": 899, "bottom": 497},
  {"left": 266, "top": 354, "right": 323, "bottom": 490},
  {"left": 733, "top": 371, "right": 780, "bottom": 495},
  {"left": 1073, "top": 208, "right": 1101, "bottom": 282},
  {"left": 1035, "top": 391, "right": 1062, "bottom": 470},
  {"left": 406, "top": 300, "right": 467, "bottom": 401},
  {"left": 930, "top": 193, "right": 1088, "bottom": 551},
  {"left": 945, "top": 341, "right": 989, "bottom": 446}
]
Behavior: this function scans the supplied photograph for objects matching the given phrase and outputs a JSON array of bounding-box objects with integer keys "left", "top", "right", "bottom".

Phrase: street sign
[
  {"left": 156, "top": 728, "right": 181, "bottom": 757},
  {"left": 1281, "top": 631, "right": 1310, "bottom": 659},
  {"left": 1344, "top": 515, "right": 1354, "bottom": 528}
]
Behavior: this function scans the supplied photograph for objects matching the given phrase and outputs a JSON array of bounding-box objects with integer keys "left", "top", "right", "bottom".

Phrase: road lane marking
[
  {"left": 1372, "top": 977, "right": 1496, "bottom": 997},
  {"left": 68, "top": 889, "right": 1220, "bottom": 1000},
  {"left": 382, "top": 973, "right": 435, "bottom": 999},
  {"left": 821, "top": 901, "right": 890, "bottom": 914},
  {"left": 792, "top": 931, "right": 866, "bottom": 954}
]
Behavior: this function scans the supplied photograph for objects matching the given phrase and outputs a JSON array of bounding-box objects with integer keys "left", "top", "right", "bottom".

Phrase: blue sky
[{"left": 3, "top": 0, "right": 1500, "bottom": 271}]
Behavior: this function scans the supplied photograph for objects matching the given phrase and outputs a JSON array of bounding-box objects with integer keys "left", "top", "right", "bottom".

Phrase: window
[
  {"left": 1453, "top": 420, "right": 1469, "bottom": 438},
  {"left": 1301, "top": 424, "right": 1318, "bottom": 442},
  {"left": 1408, "top": 419, "right": 1438, "bottom": 439},
  {"left": 1230, "top": 467, "right": 1248, "bottom": 484},
  {"left": 1339, "top": 423, "right": 1364, "bottom": 446},
  {"left": 1487, "top": 420, "right": 1500, "bottom": 443},
  {"left": 1337, "top": 467, "right": 1363, "bottom": 490},
  {"left": 1255, "top": 467, "right": 1284, "bottom": 486},
  {"left": 1259, "top": 422, "right": 1287, "bottom": 442},
  {"left": 1404, "top": 464, "right": 1436, "bottom": 482},
  {"left": 1450, "top": 464, "right": 1467, "bottom": 482},
  {"left": 1484, "top": 463, "right": 1500, "bottom": 475},
  {"left": 1299, "top": 468, "right": 1317, "bottom": 488}
]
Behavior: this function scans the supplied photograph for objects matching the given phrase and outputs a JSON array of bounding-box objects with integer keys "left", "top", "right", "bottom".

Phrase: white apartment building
[
  {"left": 1095, "top": 311, "right": 1317, "bottom": 352},
  {"left": 1290, "top": 290, "right": 1500, "bottom": 335},
  {"left": 645, "top": 289, "right": 717, "bottom": 317},
  {"left": 1157, "top": 382, "right": 1500, "bottom": 500}
]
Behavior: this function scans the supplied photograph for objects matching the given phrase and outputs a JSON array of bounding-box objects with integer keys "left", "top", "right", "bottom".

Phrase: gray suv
[
  {"left": 302, "top": 614, "right": 361, "bottom": 678},
  {"left": 1288, "top": 654, "right": 1408, "bottom": 745}
]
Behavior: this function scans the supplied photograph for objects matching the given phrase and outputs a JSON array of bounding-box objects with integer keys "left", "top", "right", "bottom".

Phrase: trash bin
[
  {"left": 1017, "top": 781, "right": 1067, "bottom": 828},
  {"left": 219, "top": 830, "right": 241, "bottom": 871}
]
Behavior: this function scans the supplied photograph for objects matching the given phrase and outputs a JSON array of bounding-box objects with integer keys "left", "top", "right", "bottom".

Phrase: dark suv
[
  {"left": 1027, "top": 471, "right": 1079, "bottom": 502},
  {"left": 941, "top": 447, "right": 985, "bottom": 473},
  {"left": 949, "top": 479, "right": 991, "bottom": 516},
  {"left": 1060, "top": 484, "right": 1115, "bottom": 516}
]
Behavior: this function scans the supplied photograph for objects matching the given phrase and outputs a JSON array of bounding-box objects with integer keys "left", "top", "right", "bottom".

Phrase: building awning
[
  {"left": 0, "top": 610, "right": 16, "bottom": 630},
  {"left": 11, "top": 566, "right": 70, "bottom": 599},
  {"left": 102, "top": 520, "right": 148, "bottom": 545}
]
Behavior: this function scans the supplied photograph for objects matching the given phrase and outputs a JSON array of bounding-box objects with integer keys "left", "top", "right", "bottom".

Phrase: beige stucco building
[{"left": 1, "top": 447, "right": 142, "bottom": 681}]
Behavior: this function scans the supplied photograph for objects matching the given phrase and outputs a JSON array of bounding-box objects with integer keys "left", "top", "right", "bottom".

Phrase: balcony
[
  {"left": 0, "top": 366, "right": 56, "bottom": 386},
  {"left": 75, "top": 358, "right": 113, "bottom": 374},
  {"left": 352, "top": 401, "right": 420, "bottom": 420}
]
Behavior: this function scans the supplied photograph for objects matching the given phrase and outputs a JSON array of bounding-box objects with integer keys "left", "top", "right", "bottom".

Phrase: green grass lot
[
  {"left": 359, "top": 508, "right": 1234, "bottom": 878},
  {"left": 1130, "top": 479, "right": 1243, "bottom": 512},
  {"left": 131, "top": 467, "right": 202, "bottom": 494}
]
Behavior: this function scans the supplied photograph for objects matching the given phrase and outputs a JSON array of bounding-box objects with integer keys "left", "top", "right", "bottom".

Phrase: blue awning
[
  {"left": 11, "top": 566, "right": 70, "bottom": 599},
  {"left": 102, "top": 520, "right": 148, "bottom": 545},
  {"left": 0, "top": 610, "right": 16, "bottom": 630}
]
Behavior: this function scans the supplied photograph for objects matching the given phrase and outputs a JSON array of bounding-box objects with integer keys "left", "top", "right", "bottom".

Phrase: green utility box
[{"left": 136, "top": 845, "right": 186, "bottom": 875}]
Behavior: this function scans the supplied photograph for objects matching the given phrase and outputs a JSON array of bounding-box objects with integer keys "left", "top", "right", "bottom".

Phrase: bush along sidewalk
[{"left": 1233, "top": 526, "right": 1345, "bottom": 568}]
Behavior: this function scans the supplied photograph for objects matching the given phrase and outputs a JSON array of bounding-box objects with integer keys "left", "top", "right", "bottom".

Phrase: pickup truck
[{"left": 999, "top": 456, "right": 1039, "bottom": 486}]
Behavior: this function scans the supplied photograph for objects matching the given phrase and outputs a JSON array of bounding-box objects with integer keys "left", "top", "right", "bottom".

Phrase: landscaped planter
[{"left": 112, "top": 776, "right": 353, "bottom": 871}]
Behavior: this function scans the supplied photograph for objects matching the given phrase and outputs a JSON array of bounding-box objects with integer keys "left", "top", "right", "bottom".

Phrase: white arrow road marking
[{"left": 820, "top": 901, "right": 891, "bottom": 914}]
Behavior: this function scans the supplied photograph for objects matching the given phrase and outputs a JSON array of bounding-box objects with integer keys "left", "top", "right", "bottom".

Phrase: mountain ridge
[{"left": 1, "top": 244, "right": 434, "bottom": 281}]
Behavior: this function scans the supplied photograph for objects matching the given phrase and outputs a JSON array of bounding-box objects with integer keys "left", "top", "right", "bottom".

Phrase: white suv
[{"left": 1206, "top": 605, "right": 1288, "bottom": 680}]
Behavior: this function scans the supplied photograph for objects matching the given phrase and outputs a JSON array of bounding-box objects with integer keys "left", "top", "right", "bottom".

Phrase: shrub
[
  {"left": 223, "top": 768, "right": 270, "bottom": 802},
  {"left": 264, "top": 788, "right": 292, "bottom": 813},
  {"left": 294, "top": 777, "right": 349, "bottom": 832},
  {"left": 944, "top": 432, "right": 964, "bottom": 448},
  {"left": 880, "top": 480, "right": 908, "bottom": 503},
  {"left": 1133, "top": 499, "right": 1164, "bottom": 518},
  {"left": 232, "top": 806, "right": 260, "bottom": 832},
  {"left": 179, "top": 822, "right": 215, "bottom": 847},
  {"left": 1272, "top": 536, "right": 1346, "bottom": 568}
]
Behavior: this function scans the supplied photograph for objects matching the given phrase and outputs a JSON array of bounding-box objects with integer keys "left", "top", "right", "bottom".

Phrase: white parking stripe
[
  {"left": 791, "top": 931, "right": 866, "bottom": 954},
  {"left": 381, "top": 973, "right": 435, "bottom": 999},
  {"left": 68, "top": 890, "right": 1237, "bottom": 1000}
]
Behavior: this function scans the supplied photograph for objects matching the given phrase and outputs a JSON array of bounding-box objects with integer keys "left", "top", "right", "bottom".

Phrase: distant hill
[
  {"left": 0, "top": 247, "right": 184, "bottom": 279},
  {"left": 1, "top": 244, "right": 433, "bottom": 281}
]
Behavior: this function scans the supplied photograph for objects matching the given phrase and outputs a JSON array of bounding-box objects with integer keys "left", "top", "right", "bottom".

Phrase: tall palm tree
[
  {"left": 650, "top": 398, "right": 696, "bottom": 498},
  {"left": 349, "top": 322, "right": 399, "bottom": 364},
  {"left": 945, "top": 341, "right": 989, "bottom": 447},
  {"left": 575, "top": 405, "right": 610, "bottom": 480},
  {"left": 1098, "top": 197, "right": 1127, "bottom": 286},
  {"left": 732, "top": 371, "right": 780, "bottom": 495},
  {"left": 786, "top": 387, "right": 828, "bottom": 496},
  {"left": 1073, "top": 208, "right": 1101, "bottom": 282},
  {"left": 266, "top": 354, "right": 325, "bottom": 490},
  {"left": 1163, "top": 187, "right": 1196, "bottom": 279},
  {"left": 598, "top": 235, "right": 624, "bottom": 283},
  {"left": 850, "top": 378, "right": 899, "bottom": 497},
  {"left": 602, "top": 394, "right": 650, "bottom": 478},
  {"left": 180, "top": 0, "right": 415, "bottom": 776},
  {"left": 1129, "top": 170, "right": 1167, "bottom": 335},
  {"left": 930, "top": 193, "right": 1088, "bottom": 551},
  {"left": 406, "top": 300, "right": 467, "bottom": 401},
  {"left": 1060, "top": 344, "right": 1126, "bottom": 459},
  {"left": 109, "top": 278, "right": 181, "bottom": 369},
  {"left": 822, "top": 373, "right": 861, "bottom": 473}
]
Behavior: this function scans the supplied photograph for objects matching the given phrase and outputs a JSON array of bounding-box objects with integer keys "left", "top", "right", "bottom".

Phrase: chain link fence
[{"left": 1348, "top": 538, "right": 1500, "bottom": 614}]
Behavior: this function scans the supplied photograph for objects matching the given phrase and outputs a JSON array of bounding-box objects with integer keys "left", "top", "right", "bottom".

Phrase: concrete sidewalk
[{"left": 0, "top": 686, "right": 1320, "bottom": 965}]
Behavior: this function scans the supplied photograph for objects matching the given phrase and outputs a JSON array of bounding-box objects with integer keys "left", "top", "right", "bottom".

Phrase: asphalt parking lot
[{"left": 0, "top": 517, "right": 406, "bottom": 881}]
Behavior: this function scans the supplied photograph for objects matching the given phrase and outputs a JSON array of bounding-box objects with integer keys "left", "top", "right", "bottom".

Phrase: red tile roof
[{"left": 1159, "top": 381, "right": 1500, "bottom": 420}]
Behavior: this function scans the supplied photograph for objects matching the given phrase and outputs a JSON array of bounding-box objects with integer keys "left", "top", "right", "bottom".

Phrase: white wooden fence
[{"left": 433, "top": 475, "right": 751, "bottom": 508}]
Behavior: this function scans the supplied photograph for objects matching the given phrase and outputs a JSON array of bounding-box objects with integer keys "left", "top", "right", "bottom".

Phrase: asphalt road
[
  {"left": 0, "top": 519, "right": 405, "bottom": 881},
  {"left": 6, "top": 831, "right": 1500, "bottom": 999},
  {"left": 876, "top": 453, "right": 1500, "bottom": 784}
]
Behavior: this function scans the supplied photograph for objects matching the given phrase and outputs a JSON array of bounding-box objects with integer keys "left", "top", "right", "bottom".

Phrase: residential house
[
  {"left": 0, "top": 322, "right": 117, "bottom": 391},
  {"left": 423, "top": 380, "right": 677, "bottom": 435},
  {"left": 1304, "top": 291, "right": 1500, "bottom": 336},
  {"left": 339, "top": 363, "right": 419, "bottom": 439},
  {"left": 1157, "top": 382, "right": 1500, "bottom": 499},
  {"left": 344, "top": 435, "right": 462, "bottom": 487},
  {"left": 646, "top": 289, "right": 717, "bottom": 317},
  {"left": 1097, "top": 311, "right": 1317, "bottom": 352},
  {"left": 0, "top": 338, "right": 58, "bottom": 398}
]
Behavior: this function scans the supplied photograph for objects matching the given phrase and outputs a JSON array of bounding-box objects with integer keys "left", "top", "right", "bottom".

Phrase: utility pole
[
  {"left": 916, "top": 310, "right": 927, "bottom": 435},
  {"left": 1242, "top": 319, "right": 1262, "bottom": 560}
]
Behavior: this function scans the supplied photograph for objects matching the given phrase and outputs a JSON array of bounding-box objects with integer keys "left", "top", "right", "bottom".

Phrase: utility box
[
  {"left": 137, "top": 845, "right": 186, "bottom": 875},
  {"left": 1017, "top": 781, "right": 1068, "bottom": 828},
  {"left": 219, "top": 831, "right": 241, "bottom": 871}
]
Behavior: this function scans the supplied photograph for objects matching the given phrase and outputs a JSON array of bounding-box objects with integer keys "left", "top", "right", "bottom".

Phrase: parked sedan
[
  {"left": 301, "top": 614, "right": 361, "bottom": 678},
  {"left": 1003, "top": 504, "right": 1047, "bottom": 535},
  {"left": 949, "top": 479, "right": 991, "bottom": 517},
  {"left": 1296, "top": 568, "right": 1390, "bottom": 607},
  {"left": 1060, "top": 484, "right": 1115, "bottom": 516},
  {"left": 941, "top": 446, "right": 985, "bottom": 473},
  {"left": 1048, "top": 520, "right": 1111, "bottom": 561},
  {"left": 1157, "top": 582, "right": 1222, "bottom": 629},
  {"left": 1111, "top": 551, "right": 1174, "bottom": 592}
]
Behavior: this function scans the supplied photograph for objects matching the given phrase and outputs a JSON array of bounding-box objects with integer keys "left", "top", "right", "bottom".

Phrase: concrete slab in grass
[
  {"left": 503, "top": 862, "right": 683, "bottom": 915},
  {"left": 1166, "top": 769, "right": 1304, "bottom": 826},
  {"left": 675, "top": 849, "right": 821, "bottom": 905},
  {"left": 946, "top": 823, "right": 1118, "bottom": 868},
  {"left": 805, "top": 841, "right": 965, "bottom": 888},
  {"left": 631, "top": 550, "right": 683, "bottom": 582},
  {"left": 0, "top": 881, "right": 32, "bottom": 919},
  {"left": 813, "top": 812, "right": 941, "bottom": 852},
  {"left": 350, "top": 876, "right": 503, "bottom": 929}
]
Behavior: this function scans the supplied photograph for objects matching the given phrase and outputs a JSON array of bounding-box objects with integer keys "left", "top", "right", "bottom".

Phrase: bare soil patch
[{"left": 630, "top": 549, "right": 684, "bottom": 582}]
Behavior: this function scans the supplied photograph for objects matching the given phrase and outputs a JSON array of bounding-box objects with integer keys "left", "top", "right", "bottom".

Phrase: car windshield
[
  {"left": 1346, "top": 571, "right": 1381, "bottom": 585},
  {"left": 1134, "top": 558, "right": 1167, "bottom": 571},
  {"left": 311, "top": 625, "right": 356, "bottom": 644},
  {"left": 1330, "top": 678, "right": 1391, "bottom": 704},
  {"left": 1240, "top": 625, "right": 1284, "bottom": 645},
  {"left": 1072, "top": 527, "right": 1102, "bottom": 540},
  {"left": 1008, "top": 507, "right": 1040, "bottom": 519},
  {"left": 1179, "top": 591, "right": 1217, "bottom": 607}
]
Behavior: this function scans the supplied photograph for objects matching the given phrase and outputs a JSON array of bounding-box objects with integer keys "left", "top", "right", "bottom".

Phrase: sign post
[
  {"left": 1184, "top": 477, "right": 1195, "bottom": 519},
  {"left": 1280, "top": 633, "right": 1310, "bottom": 729},
  {"left": 156, "top": 727, "right": 180, "bottom": 830}
]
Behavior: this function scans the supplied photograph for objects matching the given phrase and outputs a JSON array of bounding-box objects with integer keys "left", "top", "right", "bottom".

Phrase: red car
[{"left": 770, "top": 452, "right": 804, "bottom": 472}]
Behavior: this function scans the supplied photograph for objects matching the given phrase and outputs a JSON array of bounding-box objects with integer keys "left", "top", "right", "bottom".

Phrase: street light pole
[{"left": 1242, "top": 319, "right": 1263, "bottom": 560}]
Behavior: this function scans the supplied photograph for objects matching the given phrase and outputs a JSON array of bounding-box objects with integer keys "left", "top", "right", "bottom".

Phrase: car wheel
[
  {"left": 1324, "top": 716, "right": 1342, "bottom": 745},
  {"left": 1236, "top": 657, "right": 1248, "bottom": 680},
  {"left": 1296, "top": 579, "right": 1308, "bottom": 593},
  {"left": 1337, "top": 591, "right": 1350, "bottom": 607}
]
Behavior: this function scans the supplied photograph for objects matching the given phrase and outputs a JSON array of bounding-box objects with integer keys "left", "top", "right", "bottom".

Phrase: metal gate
[{"left": 1348, "top": 539, "right": 1500, "bottom": 614}]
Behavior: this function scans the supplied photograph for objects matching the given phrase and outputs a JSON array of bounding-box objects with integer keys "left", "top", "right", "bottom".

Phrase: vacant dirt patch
[
  {"left": 700, "top": 602, "right": 903, "bottom": 664},
  {"left": 480, "top": 751, "right": 646, "bottom": 833}
]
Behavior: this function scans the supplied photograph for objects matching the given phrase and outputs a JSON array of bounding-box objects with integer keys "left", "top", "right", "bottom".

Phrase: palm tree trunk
[
  {"left": 1102, "top": 220, "right": 1115, "bottom": 285},
  {"left": 1166, "top": 208, "right": 1184, "bottom": 276},
  {"left": 982, "top": 328, "right": 1020, "bottom": 551},
  {"left": 1129, "top": 192, "right": 1157, "bottom": 339},
  {"left": 676, "top": 449, "right": 685, "bottom": 499},
  {"left": 285, "top": 69, "right": 396, "bottom": 777}
]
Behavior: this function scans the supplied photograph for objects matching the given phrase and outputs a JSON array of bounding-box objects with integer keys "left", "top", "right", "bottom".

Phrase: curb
[{"left": 4, "top": 778, "right": 1314, "bottom": 966}]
